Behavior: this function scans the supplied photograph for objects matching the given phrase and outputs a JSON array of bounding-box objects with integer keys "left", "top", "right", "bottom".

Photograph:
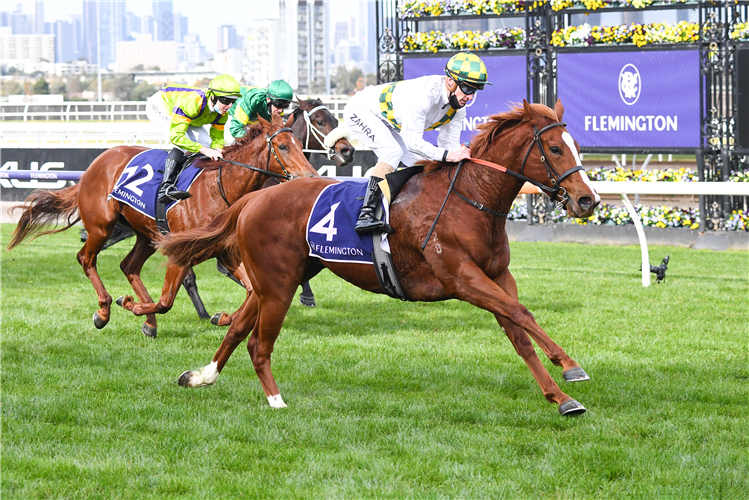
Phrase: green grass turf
[{"left": 1, "top": 223, "right": 747, "bottom": 499}]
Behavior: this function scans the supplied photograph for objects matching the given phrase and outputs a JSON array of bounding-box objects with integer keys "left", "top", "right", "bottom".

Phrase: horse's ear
[
  {"left": 285, "top": 112, "right": 296, "bottom": 127},
  {"left": 522, "top": 99, "right": 547, "bottom": 129},
  {"left": 554, "top": 99, "right": 564, "bottom": 122},
  {"left": 258, "top": 115, "right": 271, "bottom": 132}
]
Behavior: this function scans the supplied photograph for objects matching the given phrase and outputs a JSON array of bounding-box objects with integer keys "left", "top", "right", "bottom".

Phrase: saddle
[
  {"left": 370, "top": 166, "right": 423, "bottom": 301},
  {"left": 155, "top": 153, "right": 199, "bottom": 234}
]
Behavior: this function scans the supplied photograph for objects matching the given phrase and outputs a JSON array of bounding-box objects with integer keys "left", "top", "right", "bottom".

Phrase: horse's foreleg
[
  {"left": 209, "top": 262, "right": 252, "bottom": 326},
  {"left": 494, "top": 271, "right": 588, "bottom": 381},
  {"left": 179, "top": 292, "right": 259, "bottom": 388},
  {"left": 118, "top": 234, "right": 159, "bottom": 337},
  {"left": 439, "top": 265, "right": 584, "bottom": 415},
  {"left": 120, "top": 263, "right": 189, "bottom": 319},
  {"left": 77, "top": 227, "right": 114, "bottom": 330}
]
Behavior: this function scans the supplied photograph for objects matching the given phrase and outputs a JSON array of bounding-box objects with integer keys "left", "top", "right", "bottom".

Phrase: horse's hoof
[
  {"left": 92, "top": 312, "right": 107, "bottom": 330},
  {"left": 115, "top": 296, "right": 124, "bottom": 307},
  {"left": 210, "top": 313, "right": 222, "bottom": 326},
  {"left": 299, "top": 294, "right": 316, "bottom": 307},
  {"left": 559, "top": 399, "right": 586, "bottom": 416},
  {"left": 178, "top": 370, "right": 193, "bottom": 387},
  {"left": 142, "top": 323, "right": 157, "bottom": 338},
  {"left": 563, "top": 366, "right": 590, "bottom": 382}
]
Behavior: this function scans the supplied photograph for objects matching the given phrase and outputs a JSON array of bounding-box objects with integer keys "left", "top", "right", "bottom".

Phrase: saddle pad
[
  {"left": 108, "top": 149, "right": 203, "bottom": 219},
  {"left": 307, "top": 180, "right": 389, "bottom": 265}
]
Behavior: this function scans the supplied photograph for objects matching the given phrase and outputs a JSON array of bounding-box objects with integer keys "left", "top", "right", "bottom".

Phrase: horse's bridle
[
  {"left": 215, "top": 126, "right": 294, "bottom": 206},
  {"left": 299, "top": 105, "right": 336, "bottom": 158},
  {"left": 519, "top": 121, "right": 585, "bottom": 203},
  {"left": 264, "top": 127, "right": 294, "bottom": 179},
  {"left": 421, "top": 121, "right": 586, "bottom": 249}
]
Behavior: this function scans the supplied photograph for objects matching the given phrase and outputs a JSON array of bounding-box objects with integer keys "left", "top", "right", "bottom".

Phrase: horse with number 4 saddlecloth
[
  {"left": 159, "top": 100, "right": 602, "bottom": 416},
  {"left": 8, "top": 114, "right": 319, "bottom": 338}
]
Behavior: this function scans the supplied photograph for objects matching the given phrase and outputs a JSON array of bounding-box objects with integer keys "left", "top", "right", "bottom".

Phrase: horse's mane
[
  {"left": 421, "top": 103, "right": 560, "bottom": 174},
  {"left": 200, "top": 123, "right": 266, "bottom": 172}
]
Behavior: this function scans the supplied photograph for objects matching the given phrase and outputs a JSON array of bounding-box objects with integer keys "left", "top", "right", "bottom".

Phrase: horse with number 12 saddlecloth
[
  {"left": 7, "top": 114, "right": 319, "bottom": 338},
  {"left": 160, "top": 100, "right": 602, "bottom": 416}
]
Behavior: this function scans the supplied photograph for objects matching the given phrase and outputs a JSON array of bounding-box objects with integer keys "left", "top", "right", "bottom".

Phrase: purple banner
[
  {"left": 557, "top": 49, "right": 700, "bottom": 149},
  {"left": 403, "top": 53, "right": 526, "bottom": 144}
]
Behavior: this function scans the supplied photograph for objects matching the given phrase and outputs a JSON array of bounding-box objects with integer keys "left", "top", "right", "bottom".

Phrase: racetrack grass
[{"left": 1, "top": 223, "right": 747, "bottom": 499}]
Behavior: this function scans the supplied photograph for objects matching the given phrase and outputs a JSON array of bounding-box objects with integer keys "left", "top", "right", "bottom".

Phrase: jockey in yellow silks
[{"left": 146, "top": 74, "right": 241, "bottom": 202}]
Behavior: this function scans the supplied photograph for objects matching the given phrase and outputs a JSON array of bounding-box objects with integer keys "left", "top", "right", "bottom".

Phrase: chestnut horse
[
  {"left": 8, "top": 114, "right": 319, "bottom": 338},
  {"left": 160, "top": 100, "right": 601, "bottom": 415}
]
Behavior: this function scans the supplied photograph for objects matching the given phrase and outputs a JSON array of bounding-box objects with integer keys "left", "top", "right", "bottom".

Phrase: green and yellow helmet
[
  {"left": 266, "top": 80, "right": 294, "bottom": 105},
  {"left": 444, "top": 52, "right": 492, "bottom": 90},
  {"left": 208, "top": 74, "right": 241, "bottom": 100}
]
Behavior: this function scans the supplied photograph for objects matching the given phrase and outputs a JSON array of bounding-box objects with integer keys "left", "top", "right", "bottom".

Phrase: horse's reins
[
  {"left": 215, "top": 126, "right": 294, "bottom": 206},
  {"left": 421, "top": 121, "right": 586, "bottom": 250}
]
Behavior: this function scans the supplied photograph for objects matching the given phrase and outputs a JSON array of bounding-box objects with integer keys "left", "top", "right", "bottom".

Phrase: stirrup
[
  {"left": 158, "top": 185, "right": 191, "bottom": 203},
  {"left": 355, "top": 215, "right": 393, "bottom": 234}
]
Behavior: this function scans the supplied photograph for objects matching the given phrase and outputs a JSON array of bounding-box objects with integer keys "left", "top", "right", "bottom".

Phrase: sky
[{"left": 37, "top": 0, "right": 364, "bottom": 54}]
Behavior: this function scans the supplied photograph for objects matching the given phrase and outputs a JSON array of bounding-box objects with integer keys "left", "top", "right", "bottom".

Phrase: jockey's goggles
[
  {"left": 457, "top": 81, "right": 482, "bottom": 95},
  {"left": 216, "top": 95, "right": 239, "bottom": 105},
  {"left": 269, "top": 98, "right": 291, "bottom": 110}
]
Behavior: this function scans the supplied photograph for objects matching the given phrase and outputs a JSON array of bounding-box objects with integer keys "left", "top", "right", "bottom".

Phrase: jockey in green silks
[
  {"left": 146, "top": 74, "right": 241, "bottom": 202},
  {"left": 225, "top": 79, "right": 294, "bottom": 144}
]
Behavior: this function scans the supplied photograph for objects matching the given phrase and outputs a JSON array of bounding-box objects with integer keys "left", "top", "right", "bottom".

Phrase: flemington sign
[{"left": 556, "top": 48, "right": 701, "bottom": 151}]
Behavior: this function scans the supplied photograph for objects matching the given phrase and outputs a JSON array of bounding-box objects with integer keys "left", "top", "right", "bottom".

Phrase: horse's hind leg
[
  {"left": 117, "top": 233, "right": 159, "bottom": 337},
  {"left": 495, "top": 271, "right": 589, "bottom": 382},
  {"left": 211, "top": 262, "right": 252, "bottom": 327},
  {"left": 248, "top": 292, "right": 296, "bottom": 408},
  {"left": 179, "top": 292, "right": 259, "bottom": 388},
  {"left": 77, "top": 222, "right": 116, "bottom": 329}
]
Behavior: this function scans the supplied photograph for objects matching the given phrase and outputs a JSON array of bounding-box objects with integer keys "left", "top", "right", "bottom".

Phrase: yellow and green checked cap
[{"left": 444, "top": 52, "right": 492, "bottom": 89}]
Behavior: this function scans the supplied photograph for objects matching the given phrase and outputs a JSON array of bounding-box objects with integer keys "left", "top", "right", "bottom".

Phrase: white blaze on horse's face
[{"left": 561, "top": 131, "right": 601, "bottom": 203}]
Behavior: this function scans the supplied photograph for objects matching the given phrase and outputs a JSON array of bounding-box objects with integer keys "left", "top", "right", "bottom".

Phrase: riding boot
[
  {"left": 355, "top": 176, "right": 392, "bottom": 234},
  {"left": 158, "top": 148, "right": 190, "bottom": 203}
]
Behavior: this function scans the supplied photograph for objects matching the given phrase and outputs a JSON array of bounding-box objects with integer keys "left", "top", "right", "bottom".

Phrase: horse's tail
[
  {"left": 7, "top": 184, "right": 81, "bottom": 251},
  {"left": 158, "top": 191, "right": 257, "bottom": 267}
]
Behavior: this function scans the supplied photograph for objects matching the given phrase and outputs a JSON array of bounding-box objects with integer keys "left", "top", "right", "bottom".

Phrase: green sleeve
[
  {"left": 169, "top": 121, "right": 201, "bottom": 153},
  {"left": 210, "top": 116, "right": 227, "bottom": 150}
]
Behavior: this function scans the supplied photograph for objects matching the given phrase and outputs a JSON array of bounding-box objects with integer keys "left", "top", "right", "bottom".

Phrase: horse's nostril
[
  {"left": 341, "top": 147, "right": 353, "bottom": 157},
  {"left": 578, "top": 196, "right": 595, "bottom": 210}
]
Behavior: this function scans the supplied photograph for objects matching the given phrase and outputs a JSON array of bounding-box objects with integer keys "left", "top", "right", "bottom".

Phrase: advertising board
[{"left": 556, "top": 48, "right": 701, "bottom": 150}]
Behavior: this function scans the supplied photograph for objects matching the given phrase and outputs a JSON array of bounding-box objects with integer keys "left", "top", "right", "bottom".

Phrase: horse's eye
[
  {"left": 279, "top": 144, "right": 288, "bottom": 151},
  {"left": 316, "top": 120, "right": 325, "bottom": 126},
  {"left": 550, "top": 146, "right": 562, "bottom": 155}
]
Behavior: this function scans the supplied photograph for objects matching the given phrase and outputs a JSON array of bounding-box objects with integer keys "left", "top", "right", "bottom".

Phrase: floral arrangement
[
  {"left": 550, "top": 0, "right": 692, "bottom": 11},
  {"left": 551, "top": 21, "right": 699, "bottom": 47},
  {"left": 730, "top": 22, "right": 749, "bottom": 41},
  {"left": 398, "top": 0, "right": 541, "bottom": 20},
  {"left": 728, "top": 170, "right": 749, "bottom": 183},
  {"left": 403, "top": 28, "right": 525, "bottom": 52},
  {"left": 586, "top": 166, "right": 698, "bottom": 182},
  {"left": 507, "top": 201, "right": 748, "bottom": 231}
]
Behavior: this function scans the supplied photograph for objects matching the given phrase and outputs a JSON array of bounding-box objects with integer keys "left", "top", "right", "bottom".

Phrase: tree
[
  {"left": 112, "top": 74, "right": 136, "bottom": 100},
  {"left": 49, "top": 77, "right": 67, "bottom": 96},
  {"left": 331, "top": 66, "right": 363, "bottom": 96},
  {"left": 130, "top": 82, "right": 157, "bottom": 101},
  {"left": 1, "top": 80, "right": 23, "bottom": 96},
  {"left": 32, "top": 77, "right": 50, "bottom": 95}
]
